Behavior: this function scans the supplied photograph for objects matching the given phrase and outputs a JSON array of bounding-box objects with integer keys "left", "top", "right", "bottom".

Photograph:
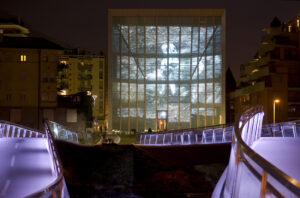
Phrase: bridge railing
[
  {"left": 26, "top": 121, "right": 69, "bottom": 198},
  {"left": 0, "top": 120, "right": 45, "bottom": 138},
  {"left": 223, "top": 106, "right": 300, "bottom": 197},
  {"left": 0, "top": 120, "right": 68, "bottom": 197},
  {"left": 46, "top": 120, "right": 79, "bottom": 144},
  {"left": 135, "top": 124, "right": 234, "bottom": 145},
  {"left": 261, "top": 120, "right": 300, "bottom": 137}
]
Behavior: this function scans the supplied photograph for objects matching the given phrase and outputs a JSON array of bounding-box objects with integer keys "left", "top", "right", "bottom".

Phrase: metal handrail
[
  {"left": 47, "top": 120, "right": 79, "bottom": 144},
  {"left": 0, "top": 120, "right": 67, "bottom": 197},
  {"left": 136, "top": 124, "right": 234, "bottom": 145},
  {"left": 136, "top": 122, "right": 234, "bottom": 135},
  {"left": 26, "top": 121, "right": 66, "bottom": 197},
  {"left": 0, "top": 120, "right": 45, "bottom": 138},
  {"left": 233, "top": 106, "right": 300, "bottom": 196}
]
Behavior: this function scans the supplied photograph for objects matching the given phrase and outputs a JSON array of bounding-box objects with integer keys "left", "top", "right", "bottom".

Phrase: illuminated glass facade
[{"left": 108, "top": 10, "right": 225, "bottom": 133}]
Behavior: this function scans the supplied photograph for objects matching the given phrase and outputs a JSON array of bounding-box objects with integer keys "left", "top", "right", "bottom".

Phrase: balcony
[
  {"left": 78, "top": 74, "right": 92, "bottom": 80},
  {"left": 240, "top": 66, "right": 270, "bottom": 82},
  {"left": 234, "top": 81, "right": 265, "bottom": 97},
  {"left": 258, "top": 41, "right": 275, "bottom": 56},
  {"left": 240, "top": 55, "right": 271, "bottom": 77},
  {"left": 78, "top": 86, "right": 92, "bottom": 92},
  {"left": 77, "top": 64, "right": 92, "bottom": 72}
]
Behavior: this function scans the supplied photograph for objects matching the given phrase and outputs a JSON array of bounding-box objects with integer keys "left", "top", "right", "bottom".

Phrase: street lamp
[
  {"left": 92, "top": 94, "right": 98, "bottom": 106},
  {"left": 273, "top": 99, "right": 280, "bottom": 137}
]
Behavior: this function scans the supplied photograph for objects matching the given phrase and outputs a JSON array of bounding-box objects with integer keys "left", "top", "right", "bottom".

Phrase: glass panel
[{"left": 111, "top": 15, "right": 223, "bottom": 132}]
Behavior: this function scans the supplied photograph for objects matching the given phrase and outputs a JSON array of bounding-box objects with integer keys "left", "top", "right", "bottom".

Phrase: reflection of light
[
  {"left": 161, "top": 43, "right": 177, "bottom": 54},
  {"left": 157, "top": 69, "right": 163, "bottom": 79},
  {"left": 199, "top": 61, "right": 204, "bottom": 72},
  {"left": 147, "top": 72, "right": 156, "bottom": 80},
  {"left": 159, "top": 111, "right": 167, "bottom": 119},
  {"left": 59, "top": 90, "right": 67, "bottom": 95},
  {"left": 170, "top": 84, "right": 176, "bottom": 95},
  {"left": 53, "top": 126, "right": 58, "bottom": 136}
]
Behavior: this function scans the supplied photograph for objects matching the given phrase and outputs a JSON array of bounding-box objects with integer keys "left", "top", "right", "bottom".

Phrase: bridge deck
[
  {"left": 252, "top": 137, "right": 300, "bottom": 182},
  {"left": 0, "top": 138, "right": 56, "bottom": 198}
]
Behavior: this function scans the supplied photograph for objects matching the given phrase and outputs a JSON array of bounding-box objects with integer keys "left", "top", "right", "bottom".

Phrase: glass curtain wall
[{"left": 111, "top": 16, "right": 223, "bottom": 133}]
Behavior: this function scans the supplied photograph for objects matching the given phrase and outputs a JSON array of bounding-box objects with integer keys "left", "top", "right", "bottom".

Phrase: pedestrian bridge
[
  {"left": 0, "top": 121, "right": 69, "bottom": 198},
  {"left": 134, "top": 106, "right": 300, "bottom": 196},
  {"left": 212, "top": 106, "right": 300, "bottom": 197},
  {"left": 1, "top": 105, "right": 300, "bottom": 197}
]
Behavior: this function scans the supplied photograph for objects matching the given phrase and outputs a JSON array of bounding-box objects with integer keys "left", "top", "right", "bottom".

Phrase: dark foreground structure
[{"left": 56, "top": 140, "right": 227, "bottom": 197}]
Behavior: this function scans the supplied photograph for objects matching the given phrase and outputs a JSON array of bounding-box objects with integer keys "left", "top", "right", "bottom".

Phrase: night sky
[{"left": 0, "top": 0, "right": 299, "bottom": 80}]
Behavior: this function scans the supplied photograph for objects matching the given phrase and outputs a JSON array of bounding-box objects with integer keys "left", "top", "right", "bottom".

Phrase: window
[
  {"left": 20, "top": 93, "right": 26, "bottom": 101},
  {"left": 67, "top": 109, "right": 77, "bottom": 123},
  {"left": 6, "top": 93, "right": 12, "bottom": 101},
  {"left": 100, "top": 60, "right": 104, "bottom": 67},
  {"left": 20, "top": 55, "right": 27, "bottom": 62},
  {"left": 288, "top": 25, "right": 292, "bottom": 33},
  {"left": 10, "top": 109, "right": 21, "bottom": 123},
  {"left": 60, "top": 60, "right": 67, "bottom": 65},
  {"left": 297, "top": 19, "right": 299, "bottom": 27},
  {"left": 43, "top": 73, "right": 48, "bottom": 82}
]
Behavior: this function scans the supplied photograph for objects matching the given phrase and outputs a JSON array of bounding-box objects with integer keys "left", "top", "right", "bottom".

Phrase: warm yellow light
[
  {"left": 59, "top": 90, "right": 67, "bottom": 95},
  {"left": 87, "top": 91, "right": 91, "bottom": 96},
  {"left": 274, "top": 99, "right": 280, "bottom": 103},
  {"left": 252, "top": 69, "right": 259, "bottom": 73},
  {"left": 60, "top": 60, "right": 67, "bottom": 65},
  {"left": 20, "top": 55, "right": 26, "bottom": 62}
]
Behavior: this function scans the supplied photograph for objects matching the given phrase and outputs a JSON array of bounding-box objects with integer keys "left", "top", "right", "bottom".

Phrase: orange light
[{"left": 274, "top": 99, "right": 280, "bottom": 103}]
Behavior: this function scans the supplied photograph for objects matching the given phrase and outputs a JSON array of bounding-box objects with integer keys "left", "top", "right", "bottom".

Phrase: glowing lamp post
[
  {"left": 273, "top": 99, "right": 280, "bottom": 137},
  {"left": 92, "top": 94, "right": 97, "bottom": 106}
]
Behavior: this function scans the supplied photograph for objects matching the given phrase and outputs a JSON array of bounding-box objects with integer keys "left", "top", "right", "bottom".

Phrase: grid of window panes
[{"left": 111, "top": 16, "right": 224, "bottom": 132}]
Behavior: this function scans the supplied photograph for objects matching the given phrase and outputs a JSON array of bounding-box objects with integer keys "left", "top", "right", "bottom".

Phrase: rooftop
[{"left": 0, "top": 36, "right": 63, "bottom": 50}]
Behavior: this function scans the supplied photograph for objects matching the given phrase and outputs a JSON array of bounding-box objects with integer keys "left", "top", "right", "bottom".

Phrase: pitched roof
[
  {"left": 0, "top": 36, "right": 63, "bottom": 49},
  {"left": 270, "top": 17, "right": 281, "bottom": 27}
]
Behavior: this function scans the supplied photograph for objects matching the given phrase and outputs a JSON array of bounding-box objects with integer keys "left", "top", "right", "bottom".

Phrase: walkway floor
[
  {"left": 0, "top": 138, "right": 56, "bottom": 198},
  {"left": 252, "top": 137, "right": 300, "bottom": 182}
]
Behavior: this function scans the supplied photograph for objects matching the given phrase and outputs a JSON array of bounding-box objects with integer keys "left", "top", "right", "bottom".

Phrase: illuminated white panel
[{"left": 111, "top": 14, "right": 224, "bottom": 132}]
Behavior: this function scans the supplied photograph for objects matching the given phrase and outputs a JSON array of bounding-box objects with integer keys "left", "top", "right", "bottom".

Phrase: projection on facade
[{"left": 109, "top": 10, "right": 225, "bottom": 133}]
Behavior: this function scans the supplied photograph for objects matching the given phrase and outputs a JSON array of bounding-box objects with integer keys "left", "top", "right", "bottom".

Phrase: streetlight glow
[{"left": 273, "top": 98, "right": 280, "bottom": 137}]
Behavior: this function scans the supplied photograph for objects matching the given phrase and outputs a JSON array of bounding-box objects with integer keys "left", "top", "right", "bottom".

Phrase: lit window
[
  {"left": 59, "top": 90, "right": 67, "bottom": 95},
  {"left": 20, "top": 55, "right": 27, "bottom": 62},
  {"left": 60, "top": 60, "right": 67, "bottom": 65},
  {"left": 80, "top": 61, "right": 85, "bottom": 66},
  {"left": 288, "top": 25, "right": 292, "bottom": 32},
  {"left": 297, "top": 19, "right": 299, "bottom": 27}
]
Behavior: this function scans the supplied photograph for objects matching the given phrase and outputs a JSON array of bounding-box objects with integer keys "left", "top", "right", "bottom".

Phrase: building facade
[
  {"left": 0, "top": 31, "right": 63, "bottom": 129},
  {"left": 57, "top": 52, "right": 106, "bottom": 129},
  {"left": 108, "top": 9, "right": 226, "bottom": 133},
  {"left": 232, "top": 15, "right": 300, "bottom": 123}
]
